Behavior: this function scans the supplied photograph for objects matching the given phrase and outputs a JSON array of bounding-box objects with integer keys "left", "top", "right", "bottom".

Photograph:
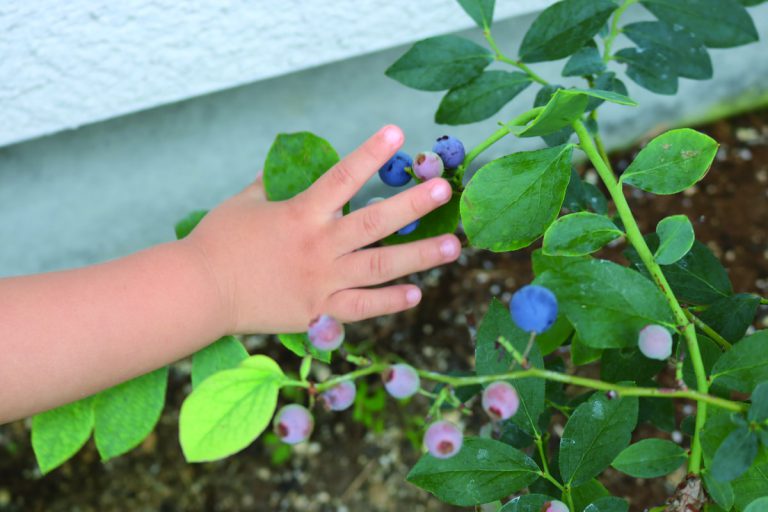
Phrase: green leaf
[
  {"left": 562, "top": 42, "right": 606, "bottom": 77},
  {"left": 745, "top": 497, "right": 768, "bottom": 512},
  {"left": 640, "top": 0, "right": 759, "bottom": 48},
  {"left": 699, "top": 293, "right": 760, "bottom": 343},
  {"left": 456, "top": 0, "right": 495, "bottom": 28},
  {"left": 615, "top": 47, "right": 677, "bottom": 95},
  {"left": 406, "top": 437, "right": 540, "bottom": 506},
  {"left": 564, "top": 169, "right": 609, "bottom": 214},
  {"left": 571, "top": 334, "right": 603, "bottom": 365},
  {"left": 711, "top": 426, "right": 759, "bottom": 482},
  {"left": 740, "top": 0, "right": 767, "bottom": 4},
  {"left": 623, "top": 21, "right": 712, "bottom": 80},
  {"left": 264, "top": 132, "right": 340, "bottom": 201},
  {"left": 174, "top": 210, "right": 208, "bottom": 239},
  {"left": 712, "top": 330, "right": 768, "bottom": 393},
  {"left": 654, "top": 214, "right": 695, "bottom": 265},
  {"left": 522, "top": 88, "right": 636, "bottom": 140},
  {"left": 587, "top": 72, "right": 630, "bottom": 111},
  {"left": 682, "top": 335, "right": 722, "bottom": 390},
  {"left": 179, "top": 355, "right": 285, "bottom": 462},
  {"left": 519, "top": 0, "right": 618, "bottom": 62},
  {"left": 31, "top": 398, "right": 94, "bottom": 474},
  {"left": 93, "top": 367, "right": 168, "bottom": 460},
  {"left": 748, "top": 382, "right": 768, "bottom": 422},
  {"left": 277, "top": 332, "right": 332, "bottom": 363},
  {"left": 535, "top": 258, "right": 675, "bottom": 348},
  {"left": 584, "top": 496, "right": 629, "bottom": 512},
  {"left": 520, "top": 89, "right": 589, "bottom": 137},
  {"left": 639, "top": 396, "right": 676, "bottom": 432},
  {"left": 537, "top": 314, "right": 574, "bottom": 356},
  {"left": 601, "top": 347, "right": 665, "bottom": 384},
  {"left": 382, "top": 192, "right": 460, "bottom": 246},
  {"left": 621, "top": 128, "right": 718, "bottom": 194},
  {"left": 560, "top": 391, "right": 639, "bottom": 486},
  {"left": 475, "top": 299, "right": 546, "bottom": 435},
  {"left": 625, "top": 235, "right": 733, "bottom": 305},
  {"left": 533, "top": 85, "right": 574, "bottom": 147},
  {"left": 733, "top": 459, "right": 768, "bottom": 511},
  {"left": 191, "top": 336, "right": 249, "bottom": 389},
  {"left": 543, "top": 212, "right": 622, "bottom": 257},
  {"left": 571, "top": 479, "right": 611, "bottom": 511},
  {"left": 436, "top": 71, "right": 532, "bottom": 125},
  {"left": 461, "top": 145, "right": 573, "bottom": 251},
  {"left": 385, "top": 35, "right": 493, "bottom": 91},
  {"left": 704, "top": 472, "right": 735, "bottom": 510},
  {"left": 499, "top": 494, "right": 555, "bottom": 512},
  {"left": 611, "top": 439, "right": 687, "bottom": 477}
]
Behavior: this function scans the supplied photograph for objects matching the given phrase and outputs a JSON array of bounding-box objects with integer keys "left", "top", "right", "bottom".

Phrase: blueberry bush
[{"left": 28, "top": 0, "right": 768, "bottom": 510}]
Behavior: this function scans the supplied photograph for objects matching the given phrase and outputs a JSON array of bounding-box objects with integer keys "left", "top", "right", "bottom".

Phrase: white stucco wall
[
  {"left": 0, "top": 0, "right": 555, "bottom": 147},
  {"left": 0, "top": 4, "right": 767, "bottom": 277}
]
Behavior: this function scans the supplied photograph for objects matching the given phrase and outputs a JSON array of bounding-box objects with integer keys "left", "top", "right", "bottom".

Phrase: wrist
[{"left": 172, "top": 237, "right": 236, "bottom": 337}]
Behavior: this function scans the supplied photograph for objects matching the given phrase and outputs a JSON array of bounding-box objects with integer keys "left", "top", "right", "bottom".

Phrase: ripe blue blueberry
[
  {"left": 413, "top": 151, "right": 445, "bottom": 180},
  {"left": 397, "top": 219, "right": 420, "bottom": 236},
  {"left": 432, "top": 135, "right": 465, "bottom": 169},
  {"left": 273, "top": 404, "right": 314, "bottom": 444},
  {"left": 424, "top": 420, "right": 463, "bottom": 459},
  {"left": 543, "top": 500, "right": 569, "bottom": 512},
  {"left": 382, "top": 363, "right": 420, "bottom": 399},
  {"left": 307, "top": 315, "right": 345, "bottom": 351},
  {"left": 509, "top": 284, "right": 558, "bottom": 333},
  {"left": 482, "top": 381, "right": 520, "bottom": 421},
  {"left": 378, "top": 151, "right": 413, "bottom": 186},
  {"left": 638, "top": 324, "right": 673, "bottom": 360},
  {"left": 319, "top": 380, "right": 357, "bottom": 411}
]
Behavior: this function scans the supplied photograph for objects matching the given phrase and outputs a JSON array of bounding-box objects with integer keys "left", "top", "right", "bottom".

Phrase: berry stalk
[{"left": 571, "top": 119, "right": 710, "bottom": 475}]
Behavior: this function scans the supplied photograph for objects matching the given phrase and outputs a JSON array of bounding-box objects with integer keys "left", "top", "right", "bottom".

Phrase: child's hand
[{"left": 183, "top": 125, "right": 461, "bottom": 334}]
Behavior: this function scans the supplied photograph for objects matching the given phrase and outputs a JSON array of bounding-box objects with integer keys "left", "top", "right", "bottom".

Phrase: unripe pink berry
[
  {"left": 413, "top": 151, "right": 445, "bottom": 180},
  {"left": 382, "top": 363, "right": 420, "bottom": 399},
  {"left": 543, "top": 500, "right": 569, "bottom": 512},
  {"left": 319, "top": 380, "right": 357, "bottom": 411},
  {"left": 273, "top": 404, "right": 314, "bottom": 444},
  {"left": 481, "top": 381, "right": 520, "bottom": 421},
  {"left": 638, "top": 324, "right": 673, "bottom": 360},
  {"left": 308, "top": 315, "right": 345, "bottom": 351},
  {"left": 424, "top": 420, "right": 463, "bottom": 459}
]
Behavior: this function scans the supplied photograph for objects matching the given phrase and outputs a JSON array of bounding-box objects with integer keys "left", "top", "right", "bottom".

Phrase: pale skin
[{"left": 0, "top": 125, "right": 461, "bottom": 424}]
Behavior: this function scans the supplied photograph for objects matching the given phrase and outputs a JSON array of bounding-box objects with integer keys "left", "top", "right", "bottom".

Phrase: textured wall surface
[
  {"left": 1, "top": 6, "right": 767, "bottom": 277},
  {"left": 0, "top": 0, "right": 554, "bottom": 147}
]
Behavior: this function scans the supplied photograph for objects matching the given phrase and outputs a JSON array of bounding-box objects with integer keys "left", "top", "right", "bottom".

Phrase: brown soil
[{"left": 1, "top": 109, "right": 767, "bottom": 512}]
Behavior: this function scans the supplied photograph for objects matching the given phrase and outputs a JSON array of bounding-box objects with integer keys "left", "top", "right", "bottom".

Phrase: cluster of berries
[
  {"left": 376, "top": 135, "right": 465, "bottom": 235},
  {"left": 274, "top": 281, "right": 671, "bottom": 472}
]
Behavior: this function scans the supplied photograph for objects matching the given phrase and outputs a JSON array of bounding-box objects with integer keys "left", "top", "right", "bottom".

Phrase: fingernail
[
  {"left": 430, "top": 182, "right": 451, "bottom": 202},
  {"left": 381, "top": 125, "right": 403, "bottom": 145},
  {"left": 440, "top": 238, "right": 459, "bottom": 259},
  {"left": 406, "top": 288, "right": 422, "bottom": 305}
]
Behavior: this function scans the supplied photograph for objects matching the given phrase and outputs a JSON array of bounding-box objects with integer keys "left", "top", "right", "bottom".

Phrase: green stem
[
  {"left": 685, "top": 310, "right": 733, "bottom": 351},
  {"left": 314, "top": 363, "right": 388, "bottom": 392},
  {"left": 415, "top": 367, "right": 743, "bottom": 412},
  {"left": 457, "top": 107, "right": 543, "bottom": 180},
  {"left": 484, "top": 29, "right": 548, "bottom": 85},
  {"left": 571, "top": 119, "right": 711, "bottom": 475},
  {"left": 563, "top": 485, "right": 576, "bottom": 511},
  {"left": 602, "top": 0, "right": 637, "bottom": 63},
  {"left": 535, "top": 434, "right": 565, "bottom": 492}
]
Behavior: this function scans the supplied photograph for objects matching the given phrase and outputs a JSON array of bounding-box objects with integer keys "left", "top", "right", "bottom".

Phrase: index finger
[{"left": 301, "top": 125, "right": 404, "bottom": 212}]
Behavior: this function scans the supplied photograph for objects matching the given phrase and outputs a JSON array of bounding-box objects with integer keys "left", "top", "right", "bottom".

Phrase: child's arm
[{"left": 0, "top": 126, "right": 460, "bottom": 423}]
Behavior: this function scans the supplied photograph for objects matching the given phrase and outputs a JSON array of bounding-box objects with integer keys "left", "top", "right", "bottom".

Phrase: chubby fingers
[
  {"left": 302, "top": 125, "right": 404, "bottom": 213},
  {"left": 334, "top": 178, "right": 453, "bottom": 251},
  {"left": 323, "top": 284, "right": 422, "bottom": 323},
  {"left": 336, "top": 234, "right": 460, "bottom": 289}
]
